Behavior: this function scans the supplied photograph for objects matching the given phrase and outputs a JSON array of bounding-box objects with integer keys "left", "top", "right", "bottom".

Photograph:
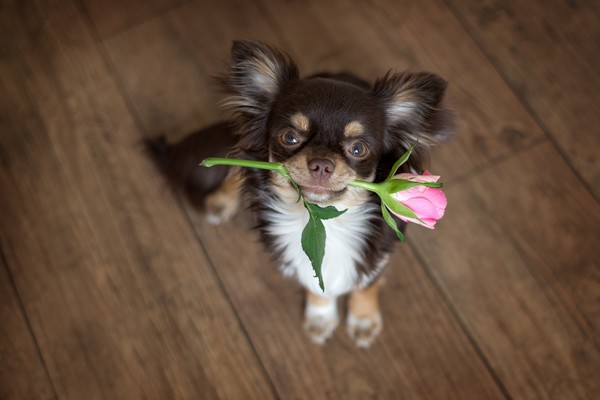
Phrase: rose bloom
[{"left": 390, "top": 171, "right": 447, "bottom": 229}]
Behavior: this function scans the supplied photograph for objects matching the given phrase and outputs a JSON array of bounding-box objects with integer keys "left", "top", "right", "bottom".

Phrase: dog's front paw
[
  {"left": 304, "top": 313, "right": 339, "bottom": 345},
  {"left": 303, "top": 299, "right": 338, "bottom": 345},
  {"left": 346, "top": 312, "right": 382, "bottom": 348}
]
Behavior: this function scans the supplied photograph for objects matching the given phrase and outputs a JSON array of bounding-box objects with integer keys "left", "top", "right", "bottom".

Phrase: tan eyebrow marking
[
  {"left": 344, "top": 121, "right": 364, "bottom": 138},
  {"left": 290, "top": 112, "right": 309, "bottom": 132}
]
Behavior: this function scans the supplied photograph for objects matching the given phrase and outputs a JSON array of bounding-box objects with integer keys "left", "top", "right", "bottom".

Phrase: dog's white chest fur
[{"left": 265, "top": 198, "right": 376, "bottom": 297}]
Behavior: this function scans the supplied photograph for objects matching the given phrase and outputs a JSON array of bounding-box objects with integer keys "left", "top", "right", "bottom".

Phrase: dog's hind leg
[{"left": 204, "top": 167, "right": 243, "bottom": 224}]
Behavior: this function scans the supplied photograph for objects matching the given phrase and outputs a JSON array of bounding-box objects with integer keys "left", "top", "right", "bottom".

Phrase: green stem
[
  {"left": 201, "top": 157, "right": 300, "bottom": 200},
  {"left": 201, "top": 157, "right": 286, "bottom": 173},
  {"left": 347, "top": 179, "right": 383, "bottom": 195}
]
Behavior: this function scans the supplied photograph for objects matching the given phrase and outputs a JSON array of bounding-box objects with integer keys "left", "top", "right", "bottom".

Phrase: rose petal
[
  {"left": 421, "top": 171, "right": 441, "bottom": 182},
  {"left": 424, "top": 188, "right": 448, "bottom": 211},
  {"left": 396, "top": 214, "right": 436, "bottom": 229},
  {"left": 402, "top": 197, "right": 438, "bottom": 219},
  {"left": 387, "top": 171, "right": 446, "bottom": 230},
  {"left": 394, "top": 172, "right": 440, "bottom": 183},
  {"left": 392, "top": 186, "right": 424, "bottom": 201},
  {"left": 420, "top": 218, "right": 437, "bottom": 226},
  {"left": 395, "top": 188, "right": 446, "bottom": 216}
]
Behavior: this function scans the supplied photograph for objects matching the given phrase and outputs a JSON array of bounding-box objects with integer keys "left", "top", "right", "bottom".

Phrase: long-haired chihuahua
[{"left": 147, "top": 40, "right": 453, "bottom": 347}]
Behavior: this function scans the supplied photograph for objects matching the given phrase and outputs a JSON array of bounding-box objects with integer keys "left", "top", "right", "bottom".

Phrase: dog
[{"left": 147, "top": 40, "right": 453, "bottom": 347}]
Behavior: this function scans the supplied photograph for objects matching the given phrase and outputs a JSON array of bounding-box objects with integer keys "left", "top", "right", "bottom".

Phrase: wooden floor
[{"left": 1, "top": 0, "right": 599, "bottom": 399}]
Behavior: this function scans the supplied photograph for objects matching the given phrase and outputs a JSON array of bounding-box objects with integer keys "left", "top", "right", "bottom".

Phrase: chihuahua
[{"left": 147, "top": 41, "right": 453, "bottom": 347}]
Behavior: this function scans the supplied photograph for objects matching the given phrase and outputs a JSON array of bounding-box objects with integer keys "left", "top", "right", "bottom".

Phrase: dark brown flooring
[{"left": 1, "top": 0, "right": 599, "bottom": 399}]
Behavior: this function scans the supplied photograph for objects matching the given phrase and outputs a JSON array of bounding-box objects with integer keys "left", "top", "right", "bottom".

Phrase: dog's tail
[
  {"left": 143, "top": 122, "right": 237, "bottom": 208},
  {"left": 144, "top": 136, "right": 172, "bottom": 170}
]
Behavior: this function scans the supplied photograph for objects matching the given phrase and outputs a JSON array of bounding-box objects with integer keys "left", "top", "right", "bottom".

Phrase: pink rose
[{"left": 390, "top": 171, "right": 447, "bottom": 229}]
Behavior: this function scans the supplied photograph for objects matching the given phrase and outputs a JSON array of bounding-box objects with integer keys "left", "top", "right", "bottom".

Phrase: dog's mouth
[
  {"left": 279, "top": 158, "right": 356, "bottom": 204},
  {"left": 298, "top": 184, "right": 347, "bottom": 203}
]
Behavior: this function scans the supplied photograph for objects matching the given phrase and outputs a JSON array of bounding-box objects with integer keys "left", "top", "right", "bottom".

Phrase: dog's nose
[{"left": 308, "top": 158, "right": 335, "bottom": 179}]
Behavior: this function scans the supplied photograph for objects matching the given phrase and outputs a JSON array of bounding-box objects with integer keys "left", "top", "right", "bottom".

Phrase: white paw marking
[
  {"left": 205, "top": 212, "right": 226, "bottom": 225},
  {"left": 304, "top": 300, "right": 338, "bottom": 345},
  {"left": 204, "top": 192, "right": 239, "bottom": 225},
  {"left": 346, "top": 312, "right": 383, "bottom": 348}
]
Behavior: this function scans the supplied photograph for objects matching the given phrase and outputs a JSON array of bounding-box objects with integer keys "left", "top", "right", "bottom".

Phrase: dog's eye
[
  {"left": 347, "top": 140, "right": 370, "bottom": 159},
  {"left": 279, "top": 129, "right": 301, "bottom": 147}
]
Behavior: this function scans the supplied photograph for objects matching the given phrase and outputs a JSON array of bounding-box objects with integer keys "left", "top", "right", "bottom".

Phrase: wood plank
[
  {"left": 0, "top": 1, "right": 274, "bottom": 398},
  {"left": 0, "top": 258, "right": 55, "bottom": 400},
  {"left": 410, "top": 140, "right": 600, "bottom": 399},
  {"left": 444, "top": 0, "right": 600, "bottom": 198},
  {"left": 105, "top": 0, "right": 507, "bottom": 397},
  {"left": 103, "top": 0, "right": 599, "bottom": 397},
  {"left": 81, "top": 0, "right": 189, "bottom": 39},
  {"left": 188, "top": 209, "right": 505, "bottom": 399},
  {"left": 256, "top": 0, "right": 545, "bottom": 180},
  {"left": 0, "top": 11, "right": 55, "bottom": 398},
  {"left": 102, "top": 0, "right": 287, "bottom": 141}
]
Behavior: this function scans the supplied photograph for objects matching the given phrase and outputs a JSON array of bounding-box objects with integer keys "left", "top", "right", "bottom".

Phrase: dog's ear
[
  {"left": 373, "top": 72, "right": 454, "bottom": 153},
  {"left": 226, "top": 40, "right": 298, "bottom": 116},
  {"left": 223, "top": 41, "right": 299, "bottom": 158},
  {"left": 372, "top": 71, "right": 454, "bottom": 173}
]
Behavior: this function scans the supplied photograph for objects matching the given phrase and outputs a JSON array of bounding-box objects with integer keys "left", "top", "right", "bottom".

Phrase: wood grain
[
  {"left": 410, "top": 141, "right": 600, "bottom": 399},
  {"left": 0, "top": 257, "right": 55, "bottom": 400},
  {"left": 81, "top": 0, "right": 189, "bottom": 39},
  {"left": 187, "top": 210, "right": 505, "bottom": 399},
  {"left": 444, "top": 0, "right": 600, "bottom": 198},
  {"left": 0, "top": 1, "right": 273, "bottom": 398},
  {"left": 2, "top": 0, "right": 598, "bottom": 397},
  {"left": 103, "top": 0, "right": 291, "bottom": 141}
]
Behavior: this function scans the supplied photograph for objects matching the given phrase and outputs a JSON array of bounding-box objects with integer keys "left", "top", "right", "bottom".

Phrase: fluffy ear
[
  {"left": 222, "top": 41, "right": 299, "bottom": 159},
  {"left": 373, "top": 72, "right": 454, "bottom": 151},
  {"left": 225, "top": 40, "right": 299, "bottom": 117}
]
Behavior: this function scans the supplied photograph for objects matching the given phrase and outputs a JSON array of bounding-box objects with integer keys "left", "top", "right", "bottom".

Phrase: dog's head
[{"left": 223, "top": 41, "right": 453, "bottom": 204}]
